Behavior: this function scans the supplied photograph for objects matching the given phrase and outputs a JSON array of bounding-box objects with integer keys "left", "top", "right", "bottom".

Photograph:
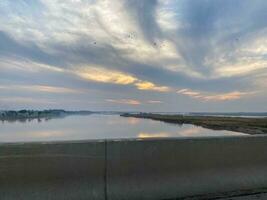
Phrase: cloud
[
  {"left": 106, "top": 99, "right": 165, "bottom": 106},
  {"left": 135, "top": 81, "right": 170, "bottom": 92},
  {"left": 106, "top": 99, "right": 141, "bottom": 105},
  {"left": 177, "top": 89, "right": 200, "bottom": 96},
  {"left": 75, "top": 67, "right": 137, "bottom": 85},
  {"left": 0, "top": 84, "right": 81, "bottom": 94},
  {"left": 75, "top": 65, "right": 170, "bottom": 92},
  {"left": 147, "top": 100, "right": 163, "bottom": 104},
  {"left": 177, "top": 88, "right": 253, "bottom": 101},
  {"left": 0, "top": 97, "right": 56, "bottom": 105},
  {"left": 0, "top": 0, "right": 267, "bottom": 111},
  {"left": 214, "top": 59, "right": 267, "bottom": 78},
  {"left": 202, "top": 92, "right": 252, "bottom": 101}
]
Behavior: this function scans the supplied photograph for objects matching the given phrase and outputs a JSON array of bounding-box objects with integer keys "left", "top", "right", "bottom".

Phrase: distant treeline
[{"left": 0, "top": 110, "right": 94, "bottom": 120}]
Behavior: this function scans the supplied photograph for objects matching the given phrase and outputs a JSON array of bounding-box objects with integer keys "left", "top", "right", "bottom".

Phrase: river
[{"left": 0, "top": 114, "right": 247, "bottom": 143}]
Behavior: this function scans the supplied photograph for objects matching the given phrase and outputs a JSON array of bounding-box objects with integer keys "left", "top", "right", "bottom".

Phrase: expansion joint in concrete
[{"left": 104, "top": 140, "right": 108, "bottom": 200}]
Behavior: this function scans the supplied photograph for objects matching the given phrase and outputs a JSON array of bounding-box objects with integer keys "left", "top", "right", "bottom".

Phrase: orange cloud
[
  {"left": 177, "top": 88, "right": 252, "bottom": 101},
  {"left": 135, "top": 81, "right": 170, "bottom": 92},
  {"left": 76, "top": 67, "right": 137, "bottom": 85},
  {"left": 76, "top": 66, "right": 170, "bottom": 93},
  {"left": 202, "top": 91, "right": 252, "bottom": 101}
]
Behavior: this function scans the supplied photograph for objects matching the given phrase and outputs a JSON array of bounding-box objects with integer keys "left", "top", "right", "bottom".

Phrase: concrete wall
[
  {"left": 107, "top": 136, "right": 267, "bottom": 199},
  {"left": 1, "top": 136, "right": 267, "bottom": 199},
  {"left": 0, "top": 141, "right": 105, "bottom": 200}
]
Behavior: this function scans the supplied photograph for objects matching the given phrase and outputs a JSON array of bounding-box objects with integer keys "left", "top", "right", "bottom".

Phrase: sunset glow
[{"left": 0, "top": 0, "right": 266, "bottom": 111}]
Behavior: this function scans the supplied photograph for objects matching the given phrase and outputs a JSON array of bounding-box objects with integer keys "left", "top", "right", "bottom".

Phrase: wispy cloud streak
[{"left": 0, "top": 0, "right": 266, "bottom": 111}]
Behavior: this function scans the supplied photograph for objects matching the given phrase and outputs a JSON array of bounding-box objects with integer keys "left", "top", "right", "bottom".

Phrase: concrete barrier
[
  {"left": 107, "top": 136, "right": 267, "bottom": 199},
  {"left": 1, "top": 136, "right": 267, "bottom": 199},
  {"left": 0, "top": 141, "right": 105, "bottom": 200}
]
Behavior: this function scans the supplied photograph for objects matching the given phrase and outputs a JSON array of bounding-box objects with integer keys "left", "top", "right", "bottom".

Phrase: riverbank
[{"left": 121, "top": 113, "right": 267, "bottom": 135}]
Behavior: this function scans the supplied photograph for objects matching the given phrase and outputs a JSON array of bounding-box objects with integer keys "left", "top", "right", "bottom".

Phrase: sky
[{"left": 0, "top": 0, "right": 267, "bottom": 112}]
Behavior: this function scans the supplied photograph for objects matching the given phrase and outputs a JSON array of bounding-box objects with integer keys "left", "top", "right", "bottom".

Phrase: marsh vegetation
[{"left": 121, "top": 113, "right": 267, "bottom": 135}]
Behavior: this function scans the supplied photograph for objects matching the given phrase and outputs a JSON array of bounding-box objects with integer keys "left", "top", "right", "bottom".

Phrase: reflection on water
[
  {"left": 0, "top": 116, "right": 62, "bottom": 124},
  {"left": 138, "top": 132, "right": 170, "bottom": 138},
  {"left": 0, "top": 114, "right": 247, "bottom": 143}
]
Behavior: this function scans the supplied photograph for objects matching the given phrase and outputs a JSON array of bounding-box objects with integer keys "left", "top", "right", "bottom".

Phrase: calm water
[{"left": 0, "top": 114, "right": 247, "bottom": 143}]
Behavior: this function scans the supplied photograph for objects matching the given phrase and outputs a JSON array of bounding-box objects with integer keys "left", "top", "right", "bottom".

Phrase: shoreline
[{"left": 121, "top": 113, "right": 267, "bottom": 135}]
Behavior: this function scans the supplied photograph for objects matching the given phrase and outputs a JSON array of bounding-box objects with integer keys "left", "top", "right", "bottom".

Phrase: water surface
[{"left": 0, "top": 114, "right": 247, "bottom": 143}]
